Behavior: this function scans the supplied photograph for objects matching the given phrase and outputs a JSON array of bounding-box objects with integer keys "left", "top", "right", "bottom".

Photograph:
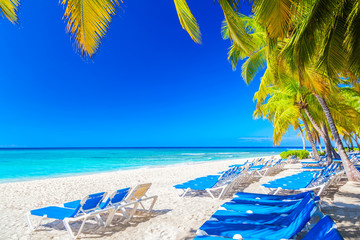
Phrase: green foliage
[
  {"left": 318, "top": 151, "right": 326, "bottom": 156},
  {"left": 280, "top": 150, "right": 310, "bottom": 159},
  {"left": 334, "top": 147, "right": 359, "bottom": 152}
]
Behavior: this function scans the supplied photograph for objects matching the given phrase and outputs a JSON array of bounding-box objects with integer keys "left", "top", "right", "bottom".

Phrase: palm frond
[
  {"left": 241, "top": 47, "right": 266, "bottom": 85},
  {"left": 252, "top": 0, "right": 297, "bottom": 39},
  {"left": 345, "top": 1, "right": 360, "bottom": 75},
  {"left": 62, "top": 0, "right": 121, "bottom": 57},
  {"left": 317, "top": 0, "right": 349, "bottom": 77},
  {"left": 219, "top": 0, "right": 256, "bottom": 55},
  {"left": 174, "top": 0, "right": 201, "bottom": 43},
  {"left": 0, "top": 0, "right": 20, "bottom": 23},
  {"left": 281, "top": 0, "right": 342, "bottom": 74}
]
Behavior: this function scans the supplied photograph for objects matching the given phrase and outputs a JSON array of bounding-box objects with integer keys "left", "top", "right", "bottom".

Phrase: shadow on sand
[{"left": 38, "top": 208, "right": 172, "bottom": 238}]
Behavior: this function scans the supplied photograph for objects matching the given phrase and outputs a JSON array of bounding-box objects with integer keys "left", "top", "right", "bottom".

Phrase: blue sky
[{"left": 0, "top": 0, "right": 304, "bottom": 148}]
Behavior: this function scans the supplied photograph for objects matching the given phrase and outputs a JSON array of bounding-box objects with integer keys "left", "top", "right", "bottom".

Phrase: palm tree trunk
[
  {"left": 303, "top": 106, "right": 332, "bottom": 158},
  {"left": 315, "top": 94, "right": 360, "bottom": 181},
  {"left": 301, "top": 113, "right": 320, "bottom": 161},
  {"left": 318, "top": 137, "right": 323, "bottom": 152},
  {"left": 298, "top": 126, "right": 306, "bottom": 150},
  {"left": 321, "top": 123, "right": 339, "bottom": 159},
  {"left": 344, "top": 138, "right": 350, "bottom": 151},
  {"left": 352, "top": 134, "right": 360, "bottom": 150}
]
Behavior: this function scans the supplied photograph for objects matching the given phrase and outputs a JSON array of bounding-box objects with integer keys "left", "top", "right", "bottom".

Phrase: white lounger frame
[{"left": 25, "top": 184, "right": 158, "bottom": 240}]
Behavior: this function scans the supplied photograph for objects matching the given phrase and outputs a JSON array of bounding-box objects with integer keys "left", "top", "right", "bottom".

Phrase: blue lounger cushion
[
  {"left": 194, "top": 236, "right": 231, "bottom": 239},
  {"left": 30, "top": 206, "right": 78, "bottom": 220},
  {"left": 325, "top": 229, "right": 344, "bottom": 240},
  {"left": 210, "top": 195, "right": 312, "bottom": 226},
  {"left": 221, "top": 196, "right": 304, "bottom": 215},
  {"left": 30, "top": 192, "right": 106, "bottom": 220},
  {"left": 64, "top": 188, "right": 130, "bottom": 210},
  {"left": 302, "top": 215, "right": 337, "bottom": 240},
  {"left": 233, "top": 191, "right": 313, "bottom": 200},
  {"left": 198, "top": 199, "right": 315, "bottom": 239}
]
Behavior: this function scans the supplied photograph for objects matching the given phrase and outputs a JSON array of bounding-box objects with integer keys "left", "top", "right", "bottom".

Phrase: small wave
[{"left": 180, "top": 153, "right": 206, "bottom": 156}]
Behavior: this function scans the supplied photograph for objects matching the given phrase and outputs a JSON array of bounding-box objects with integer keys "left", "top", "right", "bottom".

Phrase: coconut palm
[
  {"left": 0, "top": 0, "right": 19, "bottom": 23},
  {"left": 222, "top": 11, "right": 360, "bottom": 180}
]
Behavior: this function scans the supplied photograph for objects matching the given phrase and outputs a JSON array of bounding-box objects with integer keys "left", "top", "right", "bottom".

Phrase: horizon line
[{"left": 0, "top": 146, "right": 311, "bottom": 150}]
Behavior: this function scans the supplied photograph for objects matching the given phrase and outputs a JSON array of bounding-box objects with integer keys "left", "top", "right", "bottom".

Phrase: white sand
[
  {"left": 3, "top": 156, "right": 354, "bottom": 240},
  {"left": 0, "top": 157, "right": 259, "bottom": 240}
]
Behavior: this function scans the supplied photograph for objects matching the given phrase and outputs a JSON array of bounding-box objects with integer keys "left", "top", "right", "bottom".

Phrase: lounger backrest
[
  {"left": 127, "top": 183, "right": 151, "bottom": 201},
  {"left": 101, "top": 187, "right": 131, "bottom": 208},
  {"left": 325, "top": 228, "right": 344, "bottom": 240},
  {"left": 302, "top": 216, "right": 337, "bottom": 240},
  {"left": 283, "top": 194, "right": 312, "bottom": 222},
  {"left": 78, "top": 192, "right": 107, "bottom": 214},
  {"left": 283, "top": 199, "right": 316, "bottom": 239}
]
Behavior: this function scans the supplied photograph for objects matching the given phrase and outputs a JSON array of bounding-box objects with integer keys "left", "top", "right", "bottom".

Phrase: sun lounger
[
  {"left": 62, "top": 187, "right": 139, "bottom": 226},
  {"left": 209, "top": 194, "right": 315, "bottom": 226},
  {"left": 105, "top": 183, "right": 158, "bottom": 226},
  {"left": 174, "top": 166, "right": 247, "bottom": 199},
  {"left": 195, "top": 215, "right": 343, "bottom": 240},
  {"left": 197, "top": 197, "right": 316, "bottom": 239},
  {"left": 233, "top": 190, "right": 313, "bottom": 201},
  {"left": 220, "top": 193, "right": 313, "bottom": 215},
  {"left": 302, "top": 215, "right": 343, "bottom": 240},
  {"left": 25, "top": 192, "right": 107, "bottom": 239}
]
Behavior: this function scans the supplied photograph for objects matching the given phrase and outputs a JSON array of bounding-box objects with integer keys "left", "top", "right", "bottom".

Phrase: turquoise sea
[{"left": 0, "top": 147, "right": 300, "bottom": 183}]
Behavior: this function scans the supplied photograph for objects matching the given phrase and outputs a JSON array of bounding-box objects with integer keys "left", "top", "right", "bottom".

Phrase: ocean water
[{"left": 0, "top": 147, "right": 298, "bottom": 183}]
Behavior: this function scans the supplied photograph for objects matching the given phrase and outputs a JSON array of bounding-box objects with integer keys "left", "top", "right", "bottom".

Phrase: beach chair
[
  {"left": 220, "top": 193, "right": 314, "bottom": 215},
  {"left": 25, "top": 192, "right": 107, "bottom": 239},
  {"left": 209, "top": 194, "right": 316, "bottom": 226},
  {"left": 194, "top": 215, "right": 343, "bottom": 240},
  {"left": 62, "top": 187, "right": 139, "bottom": 226},
  {"left": 196, "top": 197, "right": 316, "bottom": 239},
  {"left": 262, "top": 168, "right": 338, "bottom": 196},
  {"left": 105, "top": 183, "right": 158, "bottom": 226},
  {"left": 302, "top": 215, "right": 344, "bottom": 240},
  {"left": 174, "top": 166, "right": 246, "bottom": 199}
]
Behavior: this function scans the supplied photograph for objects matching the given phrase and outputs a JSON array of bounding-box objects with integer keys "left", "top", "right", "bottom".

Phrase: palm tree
[
  {"left": 222, "top": 10, "right": 360, "bottom": 180},
  {"left": 0, "top": 0, "right": 19, "bottom": 23},
  {"left": 249, "top": 0, "right": 360, "bottom": 180},
  {"left": 253, "top": 76, "right": 321, "bottom": 161}
]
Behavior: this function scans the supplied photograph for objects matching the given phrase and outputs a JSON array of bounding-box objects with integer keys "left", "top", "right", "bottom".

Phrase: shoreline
[
  {"left": 0, "top": 154, "right": 279, "bottom": 185},
  {"left": 0, "top": 156, "right": 261, "bottom": 239}
]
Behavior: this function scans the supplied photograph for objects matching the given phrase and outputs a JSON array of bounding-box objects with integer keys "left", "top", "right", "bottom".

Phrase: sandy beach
[{"left": 0, "top": 156, "right": 358, "bottom": 240}]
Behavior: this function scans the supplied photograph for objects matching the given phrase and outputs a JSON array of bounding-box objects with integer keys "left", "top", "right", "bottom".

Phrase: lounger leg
[
  {"left": 25, "top": 213, "right": 46, "bottom": 232},
  {"left": 105, "top": 209, "right": 117, "bottom": 227},
  {"left": 126, "top": 202, "right": 140, "bottom": 219},
  {"left": 180, "top": 188, "right": 190, "bottom": 198},
  {"left": 218, "top": 187, "right": 227, "bottom": 199},
  {"left": 273, "top": 187, "right": 282, "bottom": 195},
  {"left": 63, "top": 219, "right": 76, "bottom": 240},
  {"left": 95, "top": 214, "right": 104, "bottom": 226},
  {"left": 146, "top": 196, "right": 158, "bottom": 213},
  {"left": 206, "top": 189, "right": 215, "bottom": 199}
]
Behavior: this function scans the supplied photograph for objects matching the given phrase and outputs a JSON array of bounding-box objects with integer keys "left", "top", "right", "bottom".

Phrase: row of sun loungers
[
  {"left": 174, "top": 157, "right": 287, "bottom": 199},
  {"left": 262, "top": 161, "right": 345, "bottom": 196},
  {"left": 25, "top": 183, "right": 157, "bottom": 239},
  {"left": 194, "top": 191, "right": 344, "bottom": 239}
]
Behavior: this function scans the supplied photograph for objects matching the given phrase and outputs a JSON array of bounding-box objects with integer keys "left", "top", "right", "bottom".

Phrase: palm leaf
[
  {"left": 174, "top": 0, "right": 201, "bottom": 43},
  {"left": 62, "top": 0, "right": 121, "bottom": 57},
  {"left": 317, "top": 0, "right": 349, "bottom": 77},
  {"left": 219, "top": 0, "right": 256, "bottom": 55},
  {"left": 252, "top": 0, "right": 297, "bottom": 39},
  {"left": 281, "top": 0, "right": 342, "bottom": 74},
  {"left": 345, "top": 1, "right": 360, "bottom": 75},
  {"left": 0, "top": 0, "right": 20, "bottom": 23},
  {"left": 241, "top": 47, "right": 266, "bottom": 85}
]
